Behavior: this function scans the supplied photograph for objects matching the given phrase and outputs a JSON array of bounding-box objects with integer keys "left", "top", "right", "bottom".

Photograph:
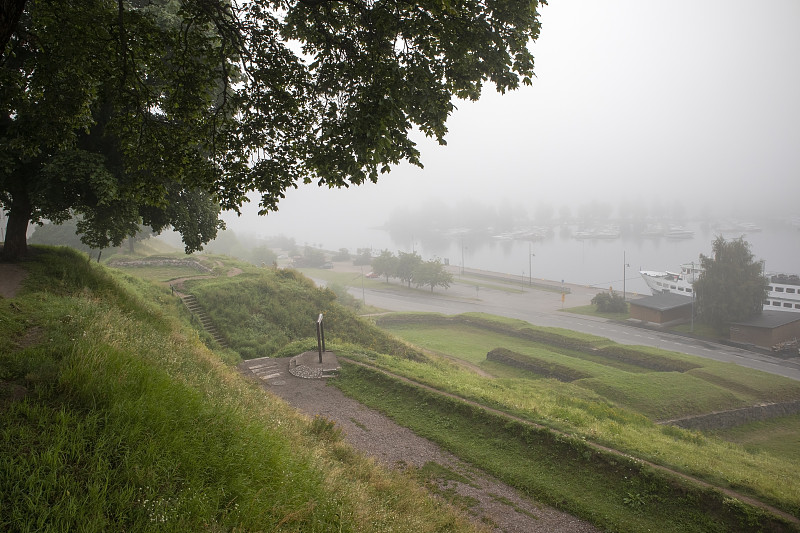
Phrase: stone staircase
[{"left": 179, "top": 293, "right": 228, "bottom": 348}]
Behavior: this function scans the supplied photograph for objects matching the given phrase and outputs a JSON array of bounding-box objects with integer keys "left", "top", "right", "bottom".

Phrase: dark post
[{"left": 316, "top": 313, "right": 325, "bottom": 363}]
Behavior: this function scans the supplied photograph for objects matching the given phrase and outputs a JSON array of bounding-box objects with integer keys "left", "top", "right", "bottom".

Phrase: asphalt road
[{"left": 339, "top": 270, "right": 800, "bottom": 382}]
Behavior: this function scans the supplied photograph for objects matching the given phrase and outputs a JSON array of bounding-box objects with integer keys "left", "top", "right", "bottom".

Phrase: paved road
[{"left": 338, "top": 270, "right": 800, "bottom": 382}]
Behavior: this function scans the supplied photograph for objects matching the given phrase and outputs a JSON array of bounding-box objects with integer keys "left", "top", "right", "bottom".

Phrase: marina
[{"left": 270, "top": 217, "right": 800, "bottom": 297}]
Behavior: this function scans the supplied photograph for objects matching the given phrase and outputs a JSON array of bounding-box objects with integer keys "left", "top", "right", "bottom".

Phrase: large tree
[
  {"left": 694, "top": 236, "right": 769, "bottom": 331},
  {"left": 371, "top": 249, "right": 396, "bottom": 282},
  {"left": 395, "top": 250, "right": 421, "bottom": 287},
  {"left": 0, "top": 0, "right": 543, "bottom": 261},
  {"left": 412, "top": 258, "right": 452, "bottom": 292}
]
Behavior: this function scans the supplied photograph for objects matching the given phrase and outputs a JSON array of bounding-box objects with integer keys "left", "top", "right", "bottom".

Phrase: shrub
[{"left": 591, "top": 291, "right": 628, "bottom": 313}]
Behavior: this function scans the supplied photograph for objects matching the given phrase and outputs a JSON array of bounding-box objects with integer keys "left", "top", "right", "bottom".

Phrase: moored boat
[
  {"left": 640, "top": 264, "right": 800, "bottom": 313},
  {"left": 663, "top": 226, "right": 694, "bottom": 239}
]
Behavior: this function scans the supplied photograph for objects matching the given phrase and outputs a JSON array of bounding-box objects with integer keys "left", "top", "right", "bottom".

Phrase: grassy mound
[
  {"left": 187, "top": 268, "right": 425, "bottom": 361},
  {"left": 0, "top": 247, "right": 478, "bottom": 532}
]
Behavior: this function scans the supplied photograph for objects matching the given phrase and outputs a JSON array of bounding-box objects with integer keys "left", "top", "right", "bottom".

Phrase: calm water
[{"left": 280, "top": 219, "right": 800, "bottom": 296}]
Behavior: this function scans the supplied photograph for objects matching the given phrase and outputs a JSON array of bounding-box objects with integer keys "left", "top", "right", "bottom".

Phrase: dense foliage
[
  {"left": 369, "top": 249, "right": 453, "bottom": 291},
  {"left": 695, "top": 236, "right": 769, "bottom": 330},
  {"left": 0, "top": 0, "right": 544, "bottom": 260},
  {"left": 591, "top": 291, "right": 628, "bottom": 313}
]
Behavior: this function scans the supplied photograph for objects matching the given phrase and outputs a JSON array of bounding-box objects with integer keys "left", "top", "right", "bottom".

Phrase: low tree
[
  {"left": 694, "top": 236, "right": 768, "bottom": 331},
  {"left": 371, "top": 250, "right": 396, "bottom": 283},
  {"left": 396, "top": 251, "right": 422, "bottom": 288},
  {"left": 413, "top": 259, "right": 453, "bottom": 292}
]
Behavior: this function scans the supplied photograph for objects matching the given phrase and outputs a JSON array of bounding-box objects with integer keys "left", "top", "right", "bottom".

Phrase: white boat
[
  {"left": 573, "top": 226, "right": 620, "bottom": 240},
  {"left": 640, "top": 263, "right": 701, "bottom": 297},
  {"left": 663, "top": 226, "right": 694, "bottom": 239},
  {"left": 640, "top": 264, "right": 800, "bottom": 313}
]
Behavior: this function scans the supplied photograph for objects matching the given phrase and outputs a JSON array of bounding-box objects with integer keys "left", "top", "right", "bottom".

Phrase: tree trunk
[
  {"left": 1, "top": 193, "right": 31, "bottom": 261},
  {"left": 0, "top": 0, "right": 27, "bottom": 62}
]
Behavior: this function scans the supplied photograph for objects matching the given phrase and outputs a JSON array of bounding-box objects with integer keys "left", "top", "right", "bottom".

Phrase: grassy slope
[
  {"left": 370, "top": 314, "right": 800, "bottom": 519},
  {"left": 96, "top": 254, "right": 800, "bottom": 529},
  {"left": 335, "top": 362, "right": 794, "bottom": 533},
  {"left": 710, "top": 413, "right": 800, "bottom": 461},
  {"left": 187, "top": 266, "right": 425, "bottom": 361},
  {"left": 0, "top": 247, "right": 479, "bottom": 533},
  {"left": 379, "top": 316, "right": 800, "bottom": 420}
]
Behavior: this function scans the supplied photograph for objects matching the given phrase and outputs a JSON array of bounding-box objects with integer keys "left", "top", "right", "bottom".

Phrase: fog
[{"left": 223, "top": 0, "right": 800, "bottom": 263}]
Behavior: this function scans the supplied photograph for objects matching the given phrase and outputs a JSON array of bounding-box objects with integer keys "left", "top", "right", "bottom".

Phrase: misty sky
[{"left": 225, "top": 0, "right": 800, "bottom": 236}]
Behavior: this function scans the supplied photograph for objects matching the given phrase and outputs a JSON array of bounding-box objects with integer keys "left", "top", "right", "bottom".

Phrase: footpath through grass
[
  {"left": 0, "top": 247, "right": 481, "bottom": 533},
  {"left": 83, "top": 253, "right": 800, "bottom": 531}
]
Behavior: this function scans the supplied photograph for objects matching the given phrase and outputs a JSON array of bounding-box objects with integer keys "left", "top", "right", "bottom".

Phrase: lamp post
[
  {"left": 623, "top": 251, "right": 630, "bottom": 301},
  {"left": 529, "top": 242, "right": 535, "bottom": 286},
  {"left": 691, "top": 261, "right": 695, "bottom": 333}
]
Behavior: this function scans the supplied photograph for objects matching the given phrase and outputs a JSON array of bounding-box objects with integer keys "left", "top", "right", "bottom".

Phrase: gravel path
[{"left": 243, "top": 356, "right": 599, "bottom": 533}]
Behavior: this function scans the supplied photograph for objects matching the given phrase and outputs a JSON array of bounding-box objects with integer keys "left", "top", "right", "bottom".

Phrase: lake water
[{"left": 274, "top": 219, "right": 800, "bottom": 296}]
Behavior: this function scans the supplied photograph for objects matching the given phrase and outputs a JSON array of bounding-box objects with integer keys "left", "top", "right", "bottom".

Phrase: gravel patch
[{"left": 245, "top": 357, "right": 599, "bottom": 533}]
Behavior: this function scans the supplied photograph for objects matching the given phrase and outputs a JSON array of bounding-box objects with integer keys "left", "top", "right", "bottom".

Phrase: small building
[
  {"left": 628, "top": 293, "right": 694, "bottom": 325},
  {"left": 729, "top": 311, "right": 800, "bottom": 350}
]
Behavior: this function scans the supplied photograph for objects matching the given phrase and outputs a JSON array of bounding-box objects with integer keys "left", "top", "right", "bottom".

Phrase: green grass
[
  {"left": 0, "top": 247, "right": 482, "bottom": 533},
  {"left": 111, "top": 264, "right": 209, "bottom": 282},
  {"left": 379, "top": 314, "right": 800, "bottom": 420},
  {"left": 26, "top": 248, "right": 798, "bottom": 531},
  {"left": 297, "top": 267, "right": 384, "bottom": 288},
  {"left": 711, "top": 413, "right": 800, "bottom": 461},
  {"left": 577, "top": 372, "right": 748, "bottom": 420},
  {"left": 352, "top": 317, "right": 800, "bottom": 518},
  {"left": 334, "top": 362, "right": 795, "bottom": 532},
  {"left": 187, "top": 269, "right": 425, "bottom": 361}
]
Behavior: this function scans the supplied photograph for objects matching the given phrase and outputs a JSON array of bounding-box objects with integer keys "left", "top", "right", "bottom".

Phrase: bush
[{"left": 591, "top": 291, "right": 628, "bottom": 313}]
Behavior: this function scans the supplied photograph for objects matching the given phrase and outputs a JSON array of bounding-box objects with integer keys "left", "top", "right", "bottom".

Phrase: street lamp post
[
  {"left": 529, "top": 242, "right": 535, "bottom": 286},
  {"left": 691, "top": 261, "right": 695, "bottom": 333},
  {"left": 461, "top": 239, "right": 465, "bottom": 275},
  {"left": 623, "top": 251, "right": 630, "bottom": 301}
]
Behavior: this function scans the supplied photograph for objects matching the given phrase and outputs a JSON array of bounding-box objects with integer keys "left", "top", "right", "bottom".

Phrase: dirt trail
[{"left": 0, "top": 262, "right": 27, "bottom": 298}]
